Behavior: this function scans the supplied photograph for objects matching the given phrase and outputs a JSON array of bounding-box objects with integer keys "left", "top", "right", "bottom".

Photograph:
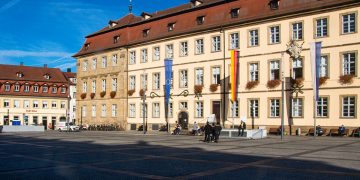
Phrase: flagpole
[{"left": 314, "top": 99, "right": 317, "bottom": 137}]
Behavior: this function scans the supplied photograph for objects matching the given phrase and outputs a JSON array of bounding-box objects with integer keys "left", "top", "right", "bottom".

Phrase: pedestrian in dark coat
[
  {"left": 238, "top": 121, "right": 246, "bottom": 136},
  {"left": 214, "top": 123, "right": 222, "bottom": 143},
  {"left": 211, "top": 123, "right": 216, "bottom": 142},
  {"left": 204, "top": 122, "right": 212, "bottom": 143}
]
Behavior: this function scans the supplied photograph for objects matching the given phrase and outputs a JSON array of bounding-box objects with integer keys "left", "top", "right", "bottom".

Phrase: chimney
[
  {"left": 20, "top": 62, "right": 24, "bottom": 66},
  {"left": 67, "top": 68, "right": 71, "bottom": 72},
  {"left": 44, "top": 64, "right": 48, "bottom": 68}
]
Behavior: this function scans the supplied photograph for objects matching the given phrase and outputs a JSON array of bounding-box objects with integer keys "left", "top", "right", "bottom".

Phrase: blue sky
[{"left": 0, "top": 0, "right": 188, "bottom": 71}]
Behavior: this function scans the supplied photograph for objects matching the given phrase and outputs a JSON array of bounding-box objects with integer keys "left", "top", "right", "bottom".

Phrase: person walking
[
  {"left": 204, "top": 122, "right": 212, "bottom": 143},
  {"left": 192, "top": 121, "right": 199, "bottom": 135},
  {"left": 238, "top": 121, "right": 246, "bottom": 136},
  {"left": 214, "top": 123, "right": 222, "bottom": 143},
  {"left": 211, "top": 123, "right": 216, "bottom": 142}
]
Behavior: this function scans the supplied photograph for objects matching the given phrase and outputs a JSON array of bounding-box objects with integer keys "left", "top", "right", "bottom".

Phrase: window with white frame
[
  {"left": 292, "top": 22, "right": 303, "bottom": 40},
  {"left": 101, "top": 104, "right": 106, "bottom": 117},
  {"left": 112, "top": 54, "right": 118, "bottom": 66},
  {"left": 317, "top": 97, "right": 328, "bottom": 117},
  {"left": 92, "top": 58, "right": 97, "bottom": 70},
  {"left": 141, "top": 74, "right": 148, "bottom": 90},
  {"left": 212, "top": 36, "right": 221, "bottom": 52},
  {"left": 195, "top": 39, "right": 204, "bottom": 54},
  {"left": 112, "top": 104, "right": 117, "bottom": 117},
  {"left": 4, "top": 100, "right": 10, "bottom": 108},
  {"left": 82, "top": 60, "right": 88, "bottom": 71},
  {"left": 129, "top": 51, "right": 136, "bottom": 64},
  {"left": 129, "top": 76, "right": 136, "bottom": 90},
  {"left": 24, "top": 85, "right": 30, "bottom": 92},
  {"left": 249, "top": 63, "right": 259, "bottom": 82},
  {"left": 14, "top": 85, "right": 20, "bottom": 92},
  {"left": 112, "top": 78, "right": 117, "bottom": 91},
  {"left": 82, "top": 82, "right": 87, "bottom": 93},
  {"left": 14, "top": 100, "right": 20, "bottom": 108},
  {"left": 270, "top": 99, "right": 280, "bottom": 117},
  {"left": 153, "top": 73, "right": 160, "bottom": 90},
  {"left": 291, "top": 98, "right": 303, "bottom": 117},
  {"left": 101, "top": 56, "right": 107, "bottom": 68},
  {"left": 92, "top": 105, "right": 96, "bottom": 117},
  {"left": 153, "top": 103, "right": 160, "bottom": 118},
  {"left": 269, "top": 26, "right": 280, "bottom": 44},
  {"left": 5, "top": 84, "right": 10, "bottom": 92},
  {"left": 270, "top": 60, "right": 280, "bottom": 80},
  {"left": 316, "top": 18, "right": 328, "bottom": 37},
  {"left": 342, "top": 52, "right": 356, "bottom": 75},
  {"left": 230, "top": 100, "right": 239, "bottom": 117},
  {"left": 249, "top": 29, "right": 259, "bottom": 46},
  {"left": 129, "top": 104, "right": 136, "bottom": 118},
  {"left": 101, "top": 79, "right": 106, "bottom": 92},
  {"left": 166, "top": 44, "right": 174, "bottom": 59},
  {"left": 180, "top": 70, "right": 188, "bottom": 88},
  {"left": 61, "top": 87, "right": 66, "bottom": 94},
  {"left": 33, "top": 86, "right": 39, "bottom": 93},
  {"left": 42, "top": 101, "right": 48, "bottom": 109},
  {"left": 42, "top": 86, "right": 48, "bottom": 93},
  {"left": 212, "top": 67, "right": 220, "bottom": 84},
  {"left": 180, "top": 42, "right": 188, "bottom": 56},
  {"left": 24, "top": 100, "right": 29, "bottom": 108},
  {"left": 140, "top": 103, "right": 148, "bottom": 118},
  {"left": 51, "top": 101, "right": 57, "bottom": 108},
  {"left": 292, "top": 58, "right": 303, "bottom": 79},
  {"left": 320, "top": 56, "right": 328, "bottom": 77},
  {"left": 195, "top": 101, "right": 204, "bottom": 118},
  {"left": 195, "top": 68, "right": 204, "bottom": 85},
  {"left": 141, "top": 49, "right": 148, "bottom": 63},
  {"left": 92, "top": 80, "right": 96, "bottom": 93},
  {"left": 33, "top": 101, "right": 38, "bottom": 108},
  {"left": 169, "top": 102, "right": 173, "bottom": 118},
  {"left": 230, "top": 33, "right": 239, "bottom": 49},
  {"left": 52, "top": 87, "right": 57, "bottom": 94},
  {"left": 61, "top": 101, "right": 66, "bottom": 109},
  {"left": 153, "top": 46, "right": 160, "bottom": 61},
  {"left": 249, "top": 99, "right": 259, "bottom": 118},
  {"left": 82, "top": 106, "right": 86, "bottom": 117},
  {"left": 342, "top": 96, "right": 356, "bottom": 118},
  {"left": 180, "top": 102, "right": 188, "bottom": 109},
  {"left": 342, "top": 13, "right": 356, "bottom": 34}
]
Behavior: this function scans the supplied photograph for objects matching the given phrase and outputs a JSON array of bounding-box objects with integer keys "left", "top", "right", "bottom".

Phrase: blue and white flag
[
  {"left": 310, "top": 42, "right": 321, "bottom": 101},
  {"left": 164, "top": 59, "right": 173, "bottom": 107}
]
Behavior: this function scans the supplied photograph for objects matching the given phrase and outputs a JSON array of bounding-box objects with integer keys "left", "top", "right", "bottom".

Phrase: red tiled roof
[{"left": 74, "top": 0, "right": 359, "bottom": 57}]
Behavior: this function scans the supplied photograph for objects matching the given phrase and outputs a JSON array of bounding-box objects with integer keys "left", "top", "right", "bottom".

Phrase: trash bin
[{"left": 296, "top": 128, "right": 301, "bottom": 136}]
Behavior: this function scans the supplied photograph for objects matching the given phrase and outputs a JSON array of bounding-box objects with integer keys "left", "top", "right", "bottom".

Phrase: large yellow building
[{"left": 74, "top": 0, "right": 360, "bottom": 134}]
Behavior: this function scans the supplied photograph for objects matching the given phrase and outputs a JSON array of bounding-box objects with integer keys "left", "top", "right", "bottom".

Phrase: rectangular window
[
  {"left": 342, "top": 13, "right": 356, "bottom": 34},
  {"left": 82, "top": 82, "right": 87, "bottom": 93},
  {"left": 292, "top": 22, "right": 303, "bottom": 40},
  {"left": 291, "top": 98, "right": 303, "bottom": 117},
  {"left": 92, "top": 58, "right": 97, "bottom": 70},
  {"left": 4, "top": 84, "right": 10, "bottom": 92},
  {"left": 249, "top": 29, "right": 259, "bottom": 46},
  {"left": 33, "top": 101, "right": 38, "bottom": 108},
  {"left": 180, "top": 42, "right": 188, "bottom": 57},
  {"left": 320, "top": 56, "right": 329, "bottom": 77},
  {"left": 180, "top": 70, "right": 188, "bottom": 88},
  {"left": 249, "top": 99, "right": 259, "bottom": 118},
  {"left": 153, "top": 46, "right": 160, "bottom": 61},
  {"left": 316, "top": 18, "right": 328, "bottom": 37},
  {"left": 42, "top": 101, "right": 48, "bottom": 109},
  {"left": 168, "top": 23, "right": 175, "bottom": 31},
  {"left": 42, "top": 86, "right": 48, "bottom": 93},
  {"left": 61, "top": 87, "right": 66, "bottom": 94},
  {"left": 166, "top": 44, "right": 174, "bottom": 59},
  {"left": 230, "top": 33, "right": 239, "bottom": 49},
  {"left": 101, "top": 79, "right": 106, "bottom": 92},
  {"left": 169, "top": 102, "right": 173, "bottom": 118},
  {"left": 195, "top": 39, "right": 204, "bottom": 54},
  {"left": 195, "top": 68, "right": 204, "bottom": 85},
  {"left": 230, "top": 100, "right": 239, "bottom": 117},
  {"left": 270, "top": 60, "right": 280, "bottom": 80},
  {"left": 14, "top": 85, "right": 20, "bottom": 92},
  {"left": 140, "top": 103, "right": 148, "bottom": 118},
  {"left": 33, "top": 86, "right": 39, "bottom": 93},
  {"left": 92, "top": 105, "right": 96, "bottom": 117},
  {"left": 129, "top": 51, "right": 136, "bottom": 64},
  {"left": 153, "top": 103, "right": 160, "bottom": 118},
  {"left": 101, "top": 56, "right": 107, "bottom": 68},
  {"left": 317, "top": 97, "right": 328, "bottom": 117},
  {"left": 249, "top": 63, "right": 259, "bottom": 82},
  {"left": 112, "top": 78, "right": 117, "bottom": 91},
  {"left": 24, "top": 85, "right": 30, "bottom": 92},
  {"left": 153, "top": 73, "right": 160, "bottom": 90},
  {"left": 101, "top": 104, "right": 106, "bottom": 117},
  {"left": 180, "top": 102, "right": 188, "bottom": 109},
  {"left": 61, "top": 101, "right": 66, "bottom": 109},
  {"left": 112, "top": 54, "right": 118, "bottom": 66},
  {"left": 230, "top": 8, "right": 239, "bottom": 18},
  {"left": 129, "top": 76, "right": 136, "bottom": 90},
  {"left": 269, "top": 26, "right": 280, "bottom": 44},
  {"left": 52, "top": 87, "right": 57, "bottom": 94},
  {"left": 141, "top": 74, "right": 148, "bottom": 90},
  {"left": 292, "top": 58, "right": 303, "bottom": 79},
  {"left": 129, "top": 104, "right": 136, "bottom": 118},
  {"left": 112, "top": 104, "right": 117, "bottom": 117},
  {"left": 141, "top": 49, "right": 148, "bottom": 63},
  {"left": 342, "top": 96, "right": 356, "bottom": 118},
  {"left": 195, "top": 101, "right": 204, "bottom": 118},
  {"left": 212, "top": 67, "right": 221, "bottom": 84},
  {"left": 14, "top": 100, "right": 20, "bottom": 108},
  {"left": 211, "top": 36, "right": 221, "bottom": 52},
  {"left": 83, "top": 60, "right": 88, "bottom": 71},
  {"left": 342, "top": 52, "right": 356, "bottom": 75},
  {"left": 82, "top": 106, "right": 86, "bottom": 117},
  {"left": 51, "top": 101, "right": 57, "bottom": 108},
  {"left": 92, "top": 80, "right": 96, "bottom": 93},
  {"left": 196, "top": 16, "right": 205, "bottom": 25},
  {"left": 270, "top": 99, "right": 280, "bottom": 117},
  {"left": 24, "top": 100, "right": 29, "bottom": 108},
  {"left": 4, "top": 100, "right": 10, "bottom": 107}
]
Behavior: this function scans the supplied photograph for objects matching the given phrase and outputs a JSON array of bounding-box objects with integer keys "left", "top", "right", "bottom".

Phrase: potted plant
[
  {"left": 128, "top": 89, "right": 135, "bottom": 96},
  {"left": 339, "top": 74, "right": 354, "bottom": 85},
  {"left": 80, "top": 93, "right": 86, "bottom": 99},
  {"left": 110, "top": 91, "right": 116, "bottom": 98},
  {"left": 100, "top": 91, "right": 106, "bottom": 98},
  {"left": 319, "top": 77, "right": 329, "bottom": 86},
  {"left": 210, "top": 84, "right": 218, "bottom": 92},
  {"left": 246, "top": 81, "right": 259, "bottom": 90},
  {"left": 194, "top": 85, "right": 203, "bottom": 94},
  {"left": 291, "top": 78, "right": 304, "bottom": 86},
  {"left": 267, "top": 79, "right": 281, "bottom": 89},
  {"left": 90, "top": 93, "right": 95, "bottom": 99}
]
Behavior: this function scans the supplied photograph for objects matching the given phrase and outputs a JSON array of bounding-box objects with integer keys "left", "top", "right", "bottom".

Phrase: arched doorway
[{"left": 178, "top": 111, "right": 189, "bottom": 130}]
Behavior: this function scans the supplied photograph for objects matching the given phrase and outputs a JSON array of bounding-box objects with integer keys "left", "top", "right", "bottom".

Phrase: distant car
[{"left": 57, "top": 122, "right": 79, "bottom": 132}]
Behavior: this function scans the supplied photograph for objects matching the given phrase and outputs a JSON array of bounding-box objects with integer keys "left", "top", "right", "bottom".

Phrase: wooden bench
[
  {"left": 307, "top": 128, "right": 327, "bottom": 136},
  {"left": 329, "top": 129, "right": 349, "bottom": 136},
  {"left": 268, "top": 128, "right": 280, "bottom": 135},
  {"left": 351, "top": 129, "right": 360, "bottom": 137}
]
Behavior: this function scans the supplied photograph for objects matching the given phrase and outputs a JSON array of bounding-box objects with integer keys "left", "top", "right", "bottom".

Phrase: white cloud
[
  {"left": 0, "top": 0, "right": 21, "bottom": 13},
  {"left": 0, "top": 50, "right": 72, "bottom": 58}
]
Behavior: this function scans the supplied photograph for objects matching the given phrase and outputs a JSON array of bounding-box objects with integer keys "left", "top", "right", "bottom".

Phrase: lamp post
[
  {"left": 142, "top": 70, "right": 147, "bottom": 134},
  {"left": 220, "top": 27, "right": 226, "bottom": 127},
  {"left": 281, "top": 52, "right": 285, "bottom": 140}
]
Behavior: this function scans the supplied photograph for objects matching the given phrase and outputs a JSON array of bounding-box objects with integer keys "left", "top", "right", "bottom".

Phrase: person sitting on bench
[
  {"left": 338, "top": 124, "right": 346, "bottom": 136},
  {"left": 316, "top": 125, "right": 324, "bottom": 136}
]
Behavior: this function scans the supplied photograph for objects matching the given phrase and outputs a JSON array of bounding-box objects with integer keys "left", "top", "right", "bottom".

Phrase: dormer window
[
  {"left": 269, "top": 0, "right": 280, "bottom": 10},
  {"left": 168, "top": 23, "right": 175, "bottom": 32},
  {"left": 191, "top": 0, "right": 203, "bottom": 7},
  {"left": 84, "top": 43, "right": 90, "bottom": 51},
  {"left": 108, "top": 20, "right": 118, "bottom": 28},
  {"left": 44, "top": 74, "right": 50, "bottom": 80},
  {"left": 141, "top": 12, "right": 152, "bottom": 20},
  {"left": 16, "top": 72, "right": 24, "bottom": 78},
  {"left": 231, "top": 8, "right": 240, "bottom": 18},
  {"left": 113, "top": 36, "right": 120, "bottom": 44},
  {"left": 143, "top": 29, "right": 150, "bottom": 37},
  {"left": 196, "top": 16, "right": 205, "bottom": 25},
  {"left": 14, "top": 84, "right": 20, "bottom": 92}
]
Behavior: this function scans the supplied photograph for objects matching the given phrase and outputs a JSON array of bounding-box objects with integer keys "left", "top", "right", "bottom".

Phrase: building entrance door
[
  {"left": 212, "top": 101, "right": 221, "bottom": 124},
  {"left": 178, "top": 111, "right": 189, "bottom": 130},
  {"left": 42, "top": 117, "right": 47, "bottom": 130},
  {"left": 51, "top": 117, "right": 56, "bottom": 130}
]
